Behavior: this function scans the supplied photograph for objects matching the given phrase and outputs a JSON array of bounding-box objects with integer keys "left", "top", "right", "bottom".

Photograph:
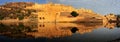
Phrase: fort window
[
  {"left": 43, "top": 25, "right": 45, "bottom": 27},
  {"left": 43, "top": 17, "right": 45, "bottom": 19},
  {"left": 39, "top": 17, "right": 41, "bottom": 19},
  {"left": 39, "top": 24, "right": 45, "bottom": 27},
  {"left": 39, "top": 25, "right": 41, "bottom": 27},
  {"left": 39, "top": 17, "right": 45, "bottom": 20}
]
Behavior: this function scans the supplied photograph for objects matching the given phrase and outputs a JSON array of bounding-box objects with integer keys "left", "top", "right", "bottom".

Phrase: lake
[{"left": 0, "top": 22, "right": 120, "bottom": 42}]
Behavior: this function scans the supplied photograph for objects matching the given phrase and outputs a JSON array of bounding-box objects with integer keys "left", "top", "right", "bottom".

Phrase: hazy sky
[
  {"left": 0, "top": 0, "right": 120, "bottom": 15},
  {"left": 49, "top": 0, "right": 120, "bottom": 15},
  {"left": 0, "top": 0, "right": 46, "bottom": 4}
]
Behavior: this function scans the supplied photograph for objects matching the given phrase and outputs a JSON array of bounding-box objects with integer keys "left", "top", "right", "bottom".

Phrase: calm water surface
[{"left": 0, "top": 22, "right": 120, "bottom": 42}]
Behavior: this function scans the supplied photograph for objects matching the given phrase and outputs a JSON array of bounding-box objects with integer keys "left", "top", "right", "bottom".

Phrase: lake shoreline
[{"left": 0, "top": 19, "right": 29, "bottom": 23}]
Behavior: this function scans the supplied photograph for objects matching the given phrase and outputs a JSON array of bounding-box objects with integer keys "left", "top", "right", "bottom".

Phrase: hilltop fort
[{"left": 0, "top": 2, "right": 118, "bottom": 24}]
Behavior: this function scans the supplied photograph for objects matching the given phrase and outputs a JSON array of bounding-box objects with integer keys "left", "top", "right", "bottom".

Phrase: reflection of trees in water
[
  {"left": 0, "top": 23, "right": 36, "bottom": 33},
  {"left": 0, "top": 22, "right": 119, "bottom": 39},
  {"left": 71, "top": 27, "right": 78, "bottom": 33},
  {"left": 0, "top": 23, "right": 102, "bottom": 37},
  {"left": 0, "top": 23, "right": 37, "bottom": 38},
  {"left": 116, "top": 23, "right": 120, "bottom": 28}
]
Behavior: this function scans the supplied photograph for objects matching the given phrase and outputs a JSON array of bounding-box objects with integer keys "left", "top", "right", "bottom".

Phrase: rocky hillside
[
  {"left": 0, "top": 2, "right": 36, "bottom": 20},
  {"left": 1, "top": 2, "right": 34, "bottom": 8},
  {"left": 0, "top": 2, "right": 114, "bottom": 23}
]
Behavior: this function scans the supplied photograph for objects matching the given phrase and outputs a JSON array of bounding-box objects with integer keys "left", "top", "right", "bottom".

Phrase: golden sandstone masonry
[{"left": 25, "top": 3, "right": 104, "bottom": 22}]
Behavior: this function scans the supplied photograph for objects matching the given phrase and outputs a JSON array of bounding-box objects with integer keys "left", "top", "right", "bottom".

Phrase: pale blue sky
[
  {"left": 50, "top": 0, "right": 120, "bottom": 15},
  {"left": 0, "top": 0, "right": 120, "bottom": 15},
  {"left": 0, "top": 0, "right": 46, "bottom": 4}
]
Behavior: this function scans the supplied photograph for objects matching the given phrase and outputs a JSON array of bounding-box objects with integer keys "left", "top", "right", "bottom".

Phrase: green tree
[
  {"left": 18, "top": 16, "right": 24, "bottom": 20},
  {"left": 117, "top": 15, "right": 120, "bottom": 18},
  {"left": 117, "top": 15, "right": 120, "bottom": 21},
  {"left": 0, "top": 16, "right": 4, "bottom": 20},
  {"left": 71, "top": 11, "right": 79, "bottom": 17}
]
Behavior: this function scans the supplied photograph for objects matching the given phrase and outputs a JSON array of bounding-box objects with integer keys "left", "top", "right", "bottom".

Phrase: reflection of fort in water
[{"left": 0, "top": 22, "right": 119, "bottom": 38}]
